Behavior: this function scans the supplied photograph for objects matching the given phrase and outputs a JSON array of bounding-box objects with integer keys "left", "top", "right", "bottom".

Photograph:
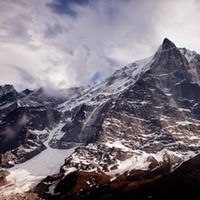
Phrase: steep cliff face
[
  {"left": 36, "top": 38, "right": 200, "bottom": 198},
  {"left": 0, "top": 85, "right": 19, "bottom": 120},
  {"left": 0, "top": 38, "right": 200, "bottom": 199},
  {"left": 57, "top": 38, "right": 200, "bottom": 174},
  {"left": 0, "top": 107, "right": 61, "bottom": 152}
]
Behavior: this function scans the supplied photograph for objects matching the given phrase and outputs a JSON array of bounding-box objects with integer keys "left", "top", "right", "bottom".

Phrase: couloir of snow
[{"left": 0, "top": 124, "right": 77, "bottom": 196}]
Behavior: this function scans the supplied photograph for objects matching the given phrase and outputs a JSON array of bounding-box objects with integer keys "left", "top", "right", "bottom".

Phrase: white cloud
[
  {"left": 0, "top": 0, "right": 200, "bottom": 91},
  {"left": 155, "top": 0, "right": 200, "bottom": 50}
]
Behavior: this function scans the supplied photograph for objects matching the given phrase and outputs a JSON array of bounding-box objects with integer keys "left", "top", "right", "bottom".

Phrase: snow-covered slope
[
  {"left": 0, "top": 124, "right": 78, "bottom": 196},
  {"left": 58, "top": 56, "right": 154, "bottom": 112}
]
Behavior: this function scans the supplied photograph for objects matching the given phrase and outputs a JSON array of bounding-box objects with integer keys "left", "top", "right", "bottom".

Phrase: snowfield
[{"left": 0, "top": 125, "right": 78, "bottom": 196}]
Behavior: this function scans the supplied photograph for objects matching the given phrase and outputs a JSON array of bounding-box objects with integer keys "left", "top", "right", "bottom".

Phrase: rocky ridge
[
  {"left": 0, "top": 86, "right": 76, "bottom": 167},
  {"left": 36, "top": 38, "right": 200, "bottom": 198},
  {"left": 57, "top": 38, "right": 200, "bottom": 173},
  {"left": 0, "top": 38, "right": 200, "bottom": 199}
]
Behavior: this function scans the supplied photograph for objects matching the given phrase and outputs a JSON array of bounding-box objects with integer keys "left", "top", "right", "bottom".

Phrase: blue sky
[{"left": 0, "top": 0, "right": 200, "bottom": 90}]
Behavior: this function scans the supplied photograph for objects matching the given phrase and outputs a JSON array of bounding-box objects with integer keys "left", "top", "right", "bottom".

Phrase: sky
[{"left": 0, "top": 0, "right": 200, "bottom": 91}]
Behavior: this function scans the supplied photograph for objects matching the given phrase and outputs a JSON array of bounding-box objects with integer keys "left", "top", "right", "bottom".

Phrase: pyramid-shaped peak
[{"left": 162, "top": 38, "right": 177, "bottom": 50}]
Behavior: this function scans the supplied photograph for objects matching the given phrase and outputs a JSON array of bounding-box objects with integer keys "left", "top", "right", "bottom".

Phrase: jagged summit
[
  {"left": 161, "top": 37, "right": 177, "bottom": 50},
  {"left": 0, "top": 84, "right": 17, "bottom": 96},
  {"left": 150, "top": 38, "right": 191, "bottom": 82}
]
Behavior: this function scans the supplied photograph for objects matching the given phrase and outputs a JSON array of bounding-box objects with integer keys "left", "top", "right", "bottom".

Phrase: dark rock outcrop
[{"left": 0, "top": 85, "right": 65, "bottom": 167}]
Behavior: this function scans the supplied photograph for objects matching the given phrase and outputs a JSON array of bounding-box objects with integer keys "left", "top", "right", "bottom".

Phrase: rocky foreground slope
[{"left": 0, "top": 38, "right": 200, "bottom": 199}]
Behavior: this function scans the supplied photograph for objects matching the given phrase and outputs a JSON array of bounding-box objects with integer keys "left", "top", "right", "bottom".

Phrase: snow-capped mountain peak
[
  {"left": 1, "top": 38, "right": 200, "bottom": 199},
  {"left": 161, "top": 37, "right": 177, "bottom": 50}
]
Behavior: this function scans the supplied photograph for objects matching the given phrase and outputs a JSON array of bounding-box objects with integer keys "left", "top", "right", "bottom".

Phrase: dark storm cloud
[{"left": 46, "top": 0, "right": 90, "bottom": 17}]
